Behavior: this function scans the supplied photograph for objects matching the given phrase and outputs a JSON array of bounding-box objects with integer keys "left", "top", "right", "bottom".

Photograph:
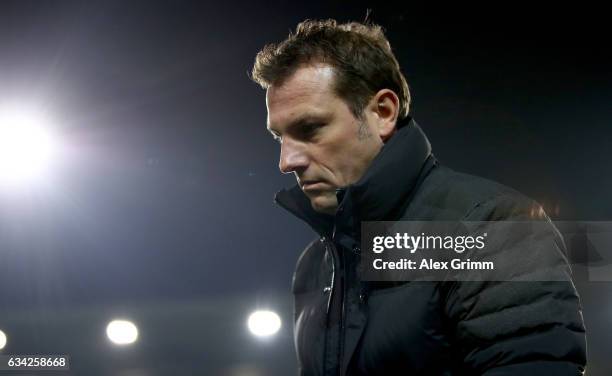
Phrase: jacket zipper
[
  {"left": 322, "top": 237, "right": 336, "bottom": 376},
  {"left": 324, "top": 237, "right": 336, "bottom": 316},
  {"left": 338, "top": 247, "right": 347, "bottom": 376},
  {"left": 322, "top": 237, "right": 346, "bottom": 376}
]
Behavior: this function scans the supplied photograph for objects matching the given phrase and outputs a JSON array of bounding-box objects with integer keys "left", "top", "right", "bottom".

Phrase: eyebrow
[{"left": 267, "top": 114, "right": 328, "bottom": 136}]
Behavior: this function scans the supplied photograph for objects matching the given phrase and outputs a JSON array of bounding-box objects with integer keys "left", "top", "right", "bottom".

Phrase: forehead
[{"left": 266, "top": 65, "right": 337, "bottom": 131}]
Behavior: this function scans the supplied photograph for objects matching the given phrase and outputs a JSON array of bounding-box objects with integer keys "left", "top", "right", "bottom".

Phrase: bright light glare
[
  {"left": 247, "top": 310, "right": 281, "bottom": 337},
  {"left": 0, "top": 330, "right": 6, "bottom": 350},
  {"left": 0, "top": 104, "right": 58, "bottom": 187},
  {"left": 106, "top": 319, "right": 138, "bottom": 345}
]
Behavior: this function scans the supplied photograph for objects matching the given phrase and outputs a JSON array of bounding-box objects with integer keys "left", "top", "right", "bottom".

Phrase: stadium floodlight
[
  {"left": 0, "top": 329, "right": 6, "bottom": 350},
  {"left": 247, "top": 310, "right": 282, "bottom": 338},
  {"left": 106, "top": 319, "right": 138, "bottom": 345},
  {"left": 0, "top": 104, "right": 58, "bottom": 188}
]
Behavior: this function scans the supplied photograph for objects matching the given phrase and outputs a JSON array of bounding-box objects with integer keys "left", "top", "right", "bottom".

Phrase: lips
[{"left": 301, "top": 180, "right": 327, "bottom": 191}]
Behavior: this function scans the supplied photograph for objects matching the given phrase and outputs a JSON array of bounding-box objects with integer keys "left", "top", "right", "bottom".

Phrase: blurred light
[
  {"left": 106, "top": 319, "right": 138, "bottom": 345},
  {"left": 247, "top": 310, "right": 281, "bottom": 337},
  {"left": 0, "top": 330, "right": 6, "bottom": 350},
  {"left": 0, "top": 104, "right": 58, "bottom": 188}
]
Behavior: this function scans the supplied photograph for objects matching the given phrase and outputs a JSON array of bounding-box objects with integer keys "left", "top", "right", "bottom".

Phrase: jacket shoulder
[{"left": 404, "top": 165, "right": 539, "bottom": 220}]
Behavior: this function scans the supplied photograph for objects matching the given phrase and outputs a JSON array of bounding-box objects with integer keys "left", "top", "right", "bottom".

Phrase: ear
[{"left": 367, "top": 89, "right": 400, "bottom": 142}]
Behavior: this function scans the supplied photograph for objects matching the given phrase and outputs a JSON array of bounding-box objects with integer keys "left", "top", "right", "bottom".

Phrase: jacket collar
[{"left": 274, "top": 117, "right": 433, "bottom": 236}]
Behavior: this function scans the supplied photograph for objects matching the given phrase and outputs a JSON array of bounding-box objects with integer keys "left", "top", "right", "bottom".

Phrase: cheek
[
  {"left": 314, "top": 125, "right": 379, "bottom": 184},
  {"left": 339, "top": 141, "right": 368, "bottom": 170},
  {"left": 316, "top": 149, "right": 352, "bottom": 182},
  {"left": 336, "top": 141, "right": 379, "bottom": 183}
]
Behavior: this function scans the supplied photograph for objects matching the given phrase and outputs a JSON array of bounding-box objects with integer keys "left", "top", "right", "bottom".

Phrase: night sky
[{"left": 0, "top": 1, "right": 609, "bottom": 375}]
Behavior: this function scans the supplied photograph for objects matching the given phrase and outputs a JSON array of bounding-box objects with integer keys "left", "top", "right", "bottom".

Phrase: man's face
[{"left": 266, "top": 64, "right": 385, "bottom": 215}]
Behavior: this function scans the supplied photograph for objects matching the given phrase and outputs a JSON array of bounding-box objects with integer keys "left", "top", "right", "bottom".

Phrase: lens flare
[
  {"left": 106, "top": 319, "right": 139, "bottom": 345},
  {"left": 0, "top": 104, "right": 58, "bottom": 187},
  {"left": 247, "top": 310, "right": 281, "bottom": 337}
]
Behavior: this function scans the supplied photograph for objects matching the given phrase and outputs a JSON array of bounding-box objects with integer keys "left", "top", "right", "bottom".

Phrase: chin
[{"left": 309, "top": 194, "right": 337, "bottom": 215}]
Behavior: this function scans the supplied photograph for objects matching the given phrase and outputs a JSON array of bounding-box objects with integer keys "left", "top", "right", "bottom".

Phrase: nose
[{"left": 279, "top": 138, "right": 309, "bottom": 174}]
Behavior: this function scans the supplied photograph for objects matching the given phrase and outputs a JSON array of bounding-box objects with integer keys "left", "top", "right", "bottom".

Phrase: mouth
[{"left": 300, "top": 180, "right": 327, "bottom": 191}]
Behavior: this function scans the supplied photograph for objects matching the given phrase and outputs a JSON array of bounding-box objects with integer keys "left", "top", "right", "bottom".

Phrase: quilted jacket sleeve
[{"left": 443, "top": 194, "right": 587, "bottom": 375}]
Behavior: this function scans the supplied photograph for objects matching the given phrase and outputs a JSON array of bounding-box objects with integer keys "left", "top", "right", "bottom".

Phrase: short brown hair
[{"left": 251, "top": 19, "right": 411, "bottom": 120}]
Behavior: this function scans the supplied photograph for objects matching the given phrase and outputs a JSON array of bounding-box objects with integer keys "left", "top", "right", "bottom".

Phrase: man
[{"left": 251, "top": 19, "right": 586, "bottom": 375}]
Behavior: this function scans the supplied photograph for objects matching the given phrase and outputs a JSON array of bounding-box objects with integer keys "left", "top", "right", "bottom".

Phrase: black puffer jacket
[{"left": 275, "top": 117, "right": 587, "bottom": 375}]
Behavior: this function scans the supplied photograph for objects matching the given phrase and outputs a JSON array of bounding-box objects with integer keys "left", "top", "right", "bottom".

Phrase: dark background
[{"left": 0, "top": 1, "right": 609, "bottom": 375}]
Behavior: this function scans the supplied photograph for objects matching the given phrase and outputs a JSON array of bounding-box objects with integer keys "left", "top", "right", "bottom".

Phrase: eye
[{"left": 299, "top": 122, "right": 323, "bottom": 139}]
